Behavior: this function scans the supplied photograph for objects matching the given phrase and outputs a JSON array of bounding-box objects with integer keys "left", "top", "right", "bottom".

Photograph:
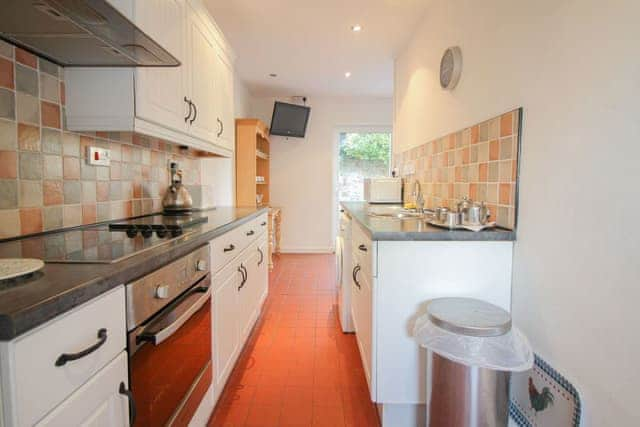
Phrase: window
[{"left": 338, "top": 132, "right": 392, "bottom": 202}]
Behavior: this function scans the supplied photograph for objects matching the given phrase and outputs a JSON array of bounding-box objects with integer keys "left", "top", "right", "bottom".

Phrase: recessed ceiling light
[
  {"left": 345, "top": 72, "right": 352, "bottom": 78},
  {"left": 269, "top": 73, "right": 277, "bottom": 78},
  {"left": 351, "top": 24, "right": 362, "bottom": 32}
]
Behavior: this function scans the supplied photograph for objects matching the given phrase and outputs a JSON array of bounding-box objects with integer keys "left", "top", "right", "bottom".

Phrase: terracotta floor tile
[
  {"left": 245, "top": 404, "right": 281, "bottom": 427},
  {"left": 209, "top": 403, "right": 250, "bottom": 427},
  {"left": 312, "top": 404, "right": 346, "bottom": 427}
]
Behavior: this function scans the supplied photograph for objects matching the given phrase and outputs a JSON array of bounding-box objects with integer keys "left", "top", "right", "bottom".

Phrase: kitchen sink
[{"left": 367, "top": 206, "right": 424, "bottom": 219}]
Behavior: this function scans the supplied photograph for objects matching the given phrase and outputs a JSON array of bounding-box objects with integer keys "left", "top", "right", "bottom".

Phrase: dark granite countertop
[
  {"left": 0, "top": 207, "right": 268, "bottom": 340},
  {"left": 341, "top": 202, "right": 516, "bottom": 241}
]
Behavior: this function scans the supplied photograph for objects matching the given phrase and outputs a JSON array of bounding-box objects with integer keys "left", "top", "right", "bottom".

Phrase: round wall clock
[{"left": 440, "top": 46, "right": 462, "bottom": 90}]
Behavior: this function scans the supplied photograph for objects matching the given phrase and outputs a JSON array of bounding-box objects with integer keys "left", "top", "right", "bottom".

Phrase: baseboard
[{"left": 279, "top": 246, "right": 334, "bottom": 254}]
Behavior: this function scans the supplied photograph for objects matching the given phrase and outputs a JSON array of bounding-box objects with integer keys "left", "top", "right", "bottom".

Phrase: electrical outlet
[{"left": 86, "top": 146, "right": 111, "bottom": 166}]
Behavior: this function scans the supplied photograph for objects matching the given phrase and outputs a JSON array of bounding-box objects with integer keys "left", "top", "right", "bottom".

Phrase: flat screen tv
[{"left": 269, "top": 101, "right": 311, "bottom": 138}]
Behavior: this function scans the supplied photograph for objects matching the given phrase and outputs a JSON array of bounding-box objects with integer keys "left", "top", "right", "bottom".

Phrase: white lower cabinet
[
  {"left": 35, "top": 352, "right": 130, "bottom": 427},
  {"left": 208, "top": 219, "right": 269, "bottom": 406}
]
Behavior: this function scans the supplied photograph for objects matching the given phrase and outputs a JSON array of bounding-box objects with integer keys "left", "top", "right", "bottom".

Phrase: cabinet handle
[
  {"left": 258, "top": 248, "right": 264, "bottom": 266},
  {"left": 261, "top": 221, "right": 267, "bottom": 226},
  {"left": 184, "top": 96, "right": 193, "bottom": 123},
  {"left": 190, "top": 101, "right": 198, "bottom": 124},
  {"left": 246, "top": 230, "right": 255, "bottom": 236},
  {"left": 358, "top": 244, "right": 367, "bottom": 252},
  {"left": 238, "top": 264, "right": 247, "bottom": 290},
  {"left": 352, "top": 265, "right": 361, "bottom": 290},
  {"left": 119, "top": 382, "right": 137, "bottom": 426},
  {"left": 223, "top": 244, "right": 235, "bottom": 252},
  {"left": 217, "top": 118, "right": 223, "bottom": 137},
  {"left": 55, "top": 328, "right": 107, "bottom": 367}
]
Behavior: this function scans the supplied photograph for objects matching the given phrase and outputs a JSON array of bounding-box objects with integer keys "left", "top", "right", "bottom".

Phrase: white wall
[
  {"left": 201, "top": 73, "right": 252, "bottom": 206},
  {"left": 394, "top": 0, "right": 640, "bottom": 425},
  {"left": 252, "top": 96, "right": 392, "bottom": 252}
]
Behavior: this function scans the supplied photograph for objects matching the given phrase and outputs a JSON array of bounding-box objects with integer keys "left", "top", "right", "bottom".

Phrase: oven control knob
[
  {"left": 155, "top": 285, "right": 170, "bottom": 299},
  {"left": 196, "top": 260, "right": 207, "bottom": 271}
]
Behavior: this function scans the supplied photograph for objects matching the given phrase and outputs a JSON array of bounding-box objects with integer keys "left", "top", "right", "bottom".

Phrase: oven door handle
[{"left": 137, "top": 284, "right": 211, "bottom": 346}]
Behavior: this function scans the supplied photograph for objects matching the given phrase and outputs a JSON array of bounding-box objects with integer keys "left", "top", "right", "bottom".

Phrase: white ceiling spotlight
[
  {"left": 344, "top": 72, "right": 352, "bottom": 78},
  {"left": 351, "top": 24, "right": 362, "bottom": 32}
]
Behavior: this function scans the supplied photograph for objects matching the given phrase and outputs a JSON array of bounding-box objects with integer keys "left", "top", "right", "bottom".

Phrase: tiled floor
[{"left": 209, "top": 254, "right": 380, "bottom": 427}]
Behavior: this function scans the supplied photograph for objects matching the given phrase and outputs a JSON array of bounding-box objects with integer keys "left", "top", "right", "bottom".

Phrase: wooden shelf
[{"left": 236, "top": 119, "right": 270, "bottom": 207}]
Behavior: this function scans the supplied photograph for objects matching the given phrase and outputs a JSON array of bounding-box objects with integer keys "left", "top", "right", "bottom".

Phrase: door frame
[{"left": 332, "top": 125, "right": 392, "bottom": 246}]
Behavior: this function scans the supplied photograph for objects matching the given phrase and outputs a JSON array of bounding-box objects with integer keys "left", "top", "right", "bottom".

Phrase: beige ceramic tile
[
  {"left": 0, "top": 209, "right": 20, "bottom": 238},
  {"left": 63, "top": 205, "right": 82, "bottom": 227},
  {"left": 19, "top": 180, "right": 42, "bottom": 207}
]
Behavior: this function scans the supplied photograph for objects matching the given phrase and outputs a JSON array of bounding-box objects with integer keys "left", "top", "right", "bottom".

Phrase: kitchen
[{"left": 0, "top": 0, "right": 638, "bottom": 426}]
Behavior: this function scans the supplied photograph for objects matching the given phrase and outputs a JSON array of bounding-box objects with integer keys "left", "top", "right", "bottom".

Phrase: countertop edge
[
  {"left": 0, "top": 207, "right": 268, "bottom": 340},
  {"left": 341, "top": 202, "right": 516, "bottom": 242}
]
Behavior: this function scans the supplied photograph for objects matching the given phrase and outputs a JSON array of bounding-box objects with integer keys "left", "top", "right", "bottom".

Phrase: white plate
[{"left": 0, "top": 258, "right": 44, "bottom": 281}]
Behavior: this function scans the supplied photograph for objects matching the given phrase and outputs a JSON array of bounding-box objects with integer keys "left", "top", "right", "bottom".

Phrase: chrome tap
[{"left": 413, "top": 180, "right": 424, "bottom": 213}]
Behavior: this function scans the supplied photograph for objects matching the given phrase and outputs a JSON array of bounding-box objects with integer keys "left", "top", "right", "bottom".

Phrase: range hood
[{"left": 0, "top": 0, "right": 180, "bottom": 67}]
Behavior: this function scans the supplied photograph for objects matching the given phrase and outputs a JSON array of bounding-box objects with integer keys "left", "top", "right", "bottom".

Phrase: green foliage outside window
[{"left": 339, "top": 133, "right": 391, "bottom": 162}]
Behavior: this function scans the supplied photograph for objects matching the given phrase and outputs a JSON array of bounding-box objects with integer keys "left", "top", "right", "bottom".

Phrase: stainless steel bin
[{"left": 416, "top": 298, "right": 530, "bottom": 427}]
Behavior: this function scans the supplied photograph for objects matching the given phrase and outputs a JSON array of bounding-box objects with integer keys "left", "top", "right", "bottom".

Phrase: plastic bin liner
[{"left": 413, "top": 313, "right": 534, "bottom": 372}]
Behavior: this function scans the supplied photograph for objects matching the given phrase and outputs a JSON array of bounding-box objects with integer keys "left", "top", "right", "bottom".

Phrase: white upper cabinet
[
  {"left": 134, "top": 0, "right": 188, "bottom": 132},
  {"left": 65, "top": 0, "right": 235, "bottom": 157}
]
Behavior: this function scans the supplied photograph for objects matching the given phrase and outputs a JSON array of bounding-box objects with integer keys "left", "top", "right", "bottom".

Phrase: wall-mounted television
[{"left": 269, "top": 101, "right": 311, "bottom": 138}]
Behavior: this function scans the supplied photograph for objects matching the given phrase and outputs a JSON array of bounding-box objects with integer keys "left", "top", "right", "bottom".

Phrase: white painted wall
[
  {"left": 201, "top": 73, "right": 252, "bottom": 206},
  {"left": 251, "top": 96, "right": 392, "bottom": 252},
  {"left": 394, "top": 0, "right": 640, "bottom": 425}
]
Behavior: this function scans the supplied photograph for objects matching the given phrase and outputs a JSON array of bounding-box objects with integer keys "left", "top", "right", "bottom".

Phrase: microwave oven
[{"left": 363, "top": 177, "right": 402, "bottom": 204}]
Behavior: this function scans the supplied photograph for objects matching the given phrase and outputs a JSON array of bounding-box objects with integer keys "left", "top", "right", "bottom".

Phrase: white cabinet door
[
  {"left": 214, "top": 50, "right": 235, "bottom": 151},
  {"left": 35, "top": 352, "right": 130, "bottom": 427},
  {"left": 134, "top": 0, "right": 188, "bottom": 132},
  {"left": 212, "top": 262, "right": 242, "bottom": 390},
  {"left": 237, "top": 248, "right": 258, "bottom": 340},
  {"left": 185, "top": 2, "right": 218, "bottom": 144}
]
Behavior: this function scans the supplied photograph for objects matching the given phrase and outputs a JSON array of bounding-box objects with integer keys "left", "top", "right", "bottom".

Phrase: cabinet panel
[
  {"left": 186, "top": 4, "right": 218, "bottom": 144},
  {"left": 215, "top": 51, "right": 235, "bottom": 151},
  {"left": 212, "top": 263, "right": 242, "bottom": 390},
  {"left": 35, "top": 352, "right": 129, "bottom": 427},
  {"left": 134, "top": 0, "right": 188, "bottom": 131}
]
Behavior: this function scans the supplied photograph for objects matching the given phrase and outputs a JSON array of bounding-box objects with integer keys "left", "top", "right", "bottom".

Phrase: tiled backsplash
[
  {"left": 0, "top": 40, "right": 213, "bottom": 239},
  {"left": 395, "top": 108, "right": 521, "bottom": 229}
]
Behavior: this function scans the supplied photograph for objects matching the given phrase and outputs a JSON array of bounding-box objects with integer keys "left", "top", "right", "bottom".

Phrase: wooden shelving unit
[{"left": 236, "top": 119, "right": 270, "bottom": 207}]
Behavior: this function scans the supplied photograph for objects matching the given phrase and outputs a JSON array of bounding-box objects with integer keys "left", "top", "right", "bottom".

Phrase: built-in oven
[{"left": 126, "top": 245, "right": 211, "bottom": 426}]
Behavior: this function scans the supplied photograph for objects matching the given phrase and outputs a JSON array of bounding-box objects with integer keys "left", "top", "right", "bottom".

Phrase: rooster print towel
[{"left": 509, "top": 354, "right": 582, "bottom": 427}]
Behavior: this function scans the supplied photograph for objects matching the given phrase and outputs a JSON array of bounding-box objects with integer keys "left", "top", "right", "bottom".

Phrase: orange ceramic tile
[
  {"left": 470, "top": 126, "right": 479, "bottom": 144},
  {"left": 41, "top": 101, "right": 61, "bottom": 129},
  {"left": 20, "top": 208, "right": 42, "bottom": 234},
  {"left": 15, "top": 48, "right": 37, "bottom": 68},
  {"left": 0, "top": 57, "right": 14, "bottom": 89},
  {"left": 489, "top": 140, "right": 499, "bottom": 161},
  {"left": 17, "top": 123, "right": 39, "bottom": 151},
  {"left": 479, "top": 163, "right": 488, "bottom": 182},
  {"left": 469, "top": 183, "right": 478, "bottom": 200},
  {"left": 500, "top": 112, "right": 513, "bottom": 137},
  {"left": 96, "top": 181, "right": 110, "bottom": 202},
  {"left": 0, "top": 151, "right": 17, "bottom": 179},
  {"left": 43, "top": 180, "right": 63, "bottom": 205},
  {"left": 499, "top": 183, "right": 512, "bottom": 205},
  {"left": 82, "top": 204, "right": 96, "bottom": 224}
]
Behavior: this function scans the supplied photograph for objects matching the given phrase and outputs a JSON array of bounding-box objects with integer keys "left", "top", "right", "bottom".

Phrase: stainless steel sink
[{"left": 367, "top": 206, "right": 424, "bottom": 219}]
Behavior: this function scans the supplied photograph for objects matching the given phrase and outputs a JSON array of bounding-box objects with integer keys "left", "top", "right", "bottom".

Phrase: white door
[
  {"left": 213, "top": 264, "right": 242, "bottom": 389},
  {"left": 134, "top": 0, "right": 188, "bottom": 132},
  {"left": 185, "top": 3, "right": 218, "bottom": 144},
  {"left": 35, "top": 352, "right": 130, "bottom": 427},
  {"left": 215, "top": 50, "right": 235, "bottom": 151}
]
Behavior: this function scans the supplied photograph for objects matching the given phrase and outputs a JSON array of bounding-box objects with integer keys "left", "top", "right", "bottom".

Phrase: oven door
[{"left": 129, "top": 274, "right": 212, "bottom": 426}]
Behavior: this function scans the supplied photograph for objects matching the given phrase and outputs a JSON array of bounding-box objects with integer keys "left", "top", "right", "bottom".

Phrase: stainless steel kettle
[{"left": 162, "top": 163, "right": 193, "bottom": 212}]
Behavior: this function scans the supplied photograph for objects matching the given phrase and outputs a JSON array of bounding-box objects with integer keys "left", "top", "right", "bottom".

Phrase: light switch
[{"left": 86, "top": 146, "right": 111, "bottom": 166}]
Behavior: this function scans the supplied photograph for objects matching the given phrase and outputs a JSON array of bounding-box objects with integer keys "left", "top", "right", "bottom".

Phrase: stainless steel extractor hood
[{"left": 0, "top": 0, "right": 180, "bottom": 67}]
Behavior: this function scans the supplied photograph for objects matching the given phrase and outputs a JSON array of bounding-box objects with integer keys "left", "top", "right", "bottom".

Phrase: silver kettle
[{"left": 162, "top": 163, "right": 193, "bottom": 212}]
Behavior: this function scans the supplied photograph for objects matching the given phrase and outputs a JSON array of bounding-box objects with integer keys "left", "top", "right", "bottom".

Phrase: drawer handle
[
  {"left": 246, "top": 230, "right": 255, "bottom": 236},
  {"left": 358, "top": 244, "right": 367, "bottom": 252},
  {"left": 223, "top": 244, "right": 235, "bottom": 252},
  {"left": 119, "top": 382, "right": 137, "bottom": 426},
  {"left": 258, "top": 247, "right": 264, "bottom": 266},
  {"left": 261, "top": 221, "right": 267, "bottom": 226},
  {"left": 55, "top": 328, "right": 107, "bottom": 367},
  {"left": 238, "top": 264, "right": 248, "bottom": 290},
  {"left": 352, "top": 265, "right": 361, "bottom": 290}
]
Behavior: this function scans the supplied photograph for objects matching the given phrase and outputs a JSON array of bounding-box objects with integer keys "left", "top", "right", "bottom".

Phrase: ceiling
[{"left": 204, "top": 0, "right": 428, "bottom": 98}]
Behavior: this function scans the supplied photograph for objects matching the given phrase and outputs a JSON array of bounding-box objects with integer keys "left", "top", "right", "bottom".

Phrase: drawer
[
  {"left": 352, "top": 220, "right": 377, "bottom": 278},
  {"left": 254, "top": 212, "right": 269, "bottom": 236},
  {"left": 35, "top": 352, "right": 129, "bottom": 427},
  {"left": 12, "top": 286, "right": 126, "bottom": 427},
  {"left": 210, "top": 224, "right": 246, "bottom": 273}
]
